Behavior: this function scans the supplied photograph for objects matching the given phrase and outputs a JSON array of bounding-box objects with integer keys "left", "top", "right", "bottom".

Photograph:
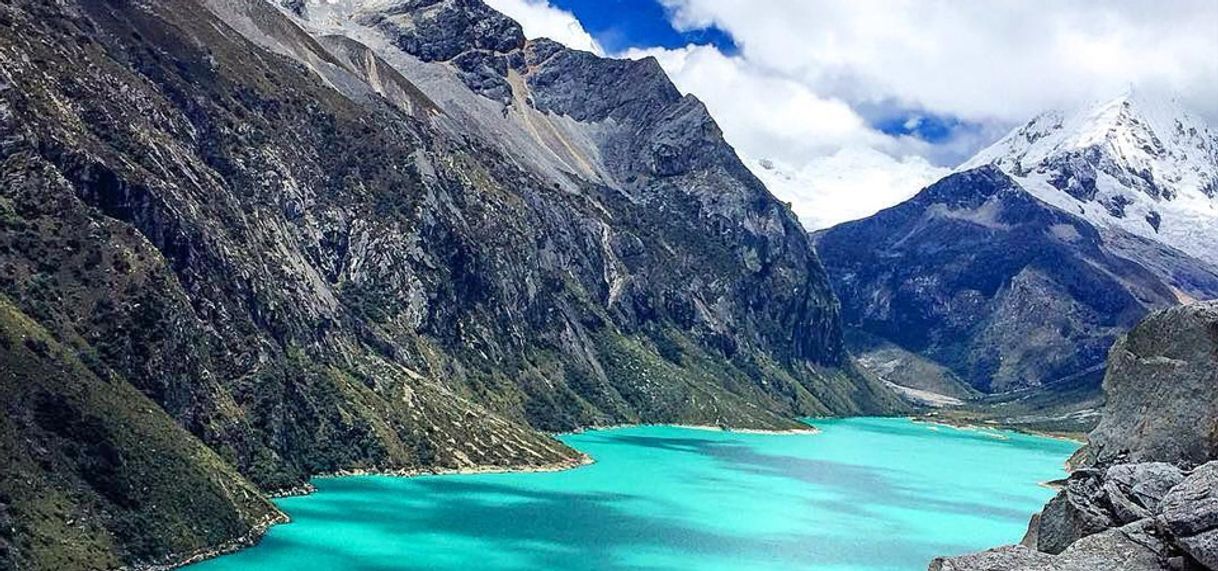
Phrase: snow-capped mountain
[
  {"left": 815, "top": 93, "right": 1218, "bottom": 398},
  {"left": 962, "top": 93, "right": 1218, "bottom": 268}
]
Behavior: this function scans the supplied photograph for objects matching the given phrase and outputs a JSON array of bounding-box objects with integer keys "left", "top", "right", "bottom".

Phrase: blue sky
[
  {"left": 486, "top": 0, "right": 1217, "bottom": 229},
  {"left": 550, "top": 0, "right": 972, "bottom": 149},
  {"left": 548, "top": 0, "right": 737, "bottom": 55}
]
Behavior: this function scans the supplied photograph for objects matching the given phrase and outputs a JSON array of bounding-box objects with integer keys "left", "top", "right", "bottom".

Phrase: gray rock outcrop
[
  {"left": 932, "top": 301, "right": 1218, "bottom": 571},
  {"left": 1086, "top": 302, "right": 1218, "bottom": 467},
  {"left": 932, "top": 522, "right": 1167, "bottom": 571},
  {"left": 1159, "top": 462, "right": 1218, "bottom": 569}
]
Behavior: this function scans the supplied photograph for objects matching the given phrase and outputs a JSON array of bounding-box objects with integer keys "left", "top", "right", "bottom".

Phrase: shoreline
[
  {"left": 911, "top": 415, "right": 1087, "bottom": 444},
  {"left": 566, "top": 422, "right": 820, "bottom": 436},
  {"left": 671, "top": 423, "right": 820, "bottom": 435},
  {"left": 269, "top": 453, "right": 596, "bottom": 499},
  {"left": 148, "top": 454, "right": 593, "bottom": 570},
  {"left": 131, "top": 511, "right": 288, "bottom": 571},
  {"left": 134, "top": 419, "right": 823, "bottom": 570}
]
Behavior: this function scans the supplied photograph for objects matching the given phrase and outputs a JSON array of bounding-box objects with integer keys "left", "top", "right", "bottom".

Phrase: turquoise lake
[{"left": 191, "top": 417, "right": 1078, "bottom": 570}]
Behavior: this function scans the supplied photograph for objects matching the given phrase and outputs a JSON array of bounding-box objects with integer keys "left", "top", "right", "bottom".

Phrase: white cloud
[
  {"left": 483, "top": 0, "right": 604, "bottom": 55},
  {"left": 626, "top": 1, "right": 1216, "bottom": 230},
  {"left": 625, "top": 45, "right": 884, "bottom": 165},
  {"left": 494, "top": 0, "right": 1218, "bottom": 231},
  {"left": 747, "top": 148, "right": 949, "bottom": 230},
  {"left": 660, "top": 0, "right": 1218, "bottom": 124}
]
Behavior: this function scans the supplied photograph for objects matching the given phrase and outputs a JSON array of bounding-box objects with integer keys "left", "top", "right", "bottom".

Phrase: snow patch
[{"left": 962, "top": 92, "right": 1218, "bottom": 268}]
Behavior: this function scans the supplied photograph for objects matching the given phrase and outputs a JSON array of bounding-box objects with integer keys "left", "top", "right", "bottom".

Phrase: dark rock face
[
  {"left": 815, "top": 166, "right": 1215, "bottom": 394},
  {"left": 1034, "top": 463, "right": 1184, "bottom": 555},
  {"left": 931, "top": 523, "right": 1168, "bottom": 571},
  {"left": 279, "top": 0, "right": 306, "bottom": 17},
  {"left": 1104, "top": 463, "right": 1186, "bottom": 524},
  {"left": 362, "top": 0, "right": 525, "bottom": 62},
  {"left": 1159, "top": 462, "right": 1218, "bottom": 569},
  {"left": 0, "top": 0, "right": 900, "bottom": 567},
  {"left": 1036, "top": 469, "right": 1118, "bottom": 554},
  {"left": 931, "top": 302, "right": 1218, "bottom": 571},
  {"left": 359, "top": 0, "right": 527, "bottom": 102},
  {"left": 1085, "top": 302, "right": 1218, "bottom": 466}
]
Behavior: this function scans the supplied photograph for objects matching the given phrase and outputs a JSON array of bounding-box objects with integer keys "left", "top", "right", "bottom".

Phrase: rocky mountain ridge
[
  {"left": 0, "top": 0, "right": 901, "bottom": 568},
  {"left": 816, "top": 164, "right": 1218, "bottom": 397}
]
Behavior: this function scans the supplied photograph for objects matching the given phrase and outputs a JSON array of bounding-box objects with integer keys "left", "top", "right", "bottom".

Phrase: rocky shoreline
[{"left": 124, "top": 512, "right": 288, "bottom": 571}]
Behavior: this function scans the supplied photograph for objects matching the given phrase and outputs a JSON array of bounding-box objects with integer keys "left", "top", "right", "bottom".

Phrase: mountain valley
[{"left": 0, "top": 1, "right": 1214, "bottom": 570}]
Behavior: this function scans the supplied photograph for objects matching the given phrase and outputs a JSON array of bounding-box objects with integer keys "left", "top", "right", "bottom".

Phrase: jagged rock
[
  {"left": 278, "top": 0, "right": 305, "bottom": 17},
  {"left": 1159, "top": 462, "right": 1218, "bottom": 569},
  {"left": 1104, "top": 463, "right": 1186, "bottom": 524},
  {"left": 1022, "top": 512, "right": 1042, "bottom": 548},
  {"left": 359, "top": 0, "right": 525, "bottom": 63},
  {"left": 1176, "top": 530, "right": 1218, "bottom": 571},
  {"left": 930, "top": 546, "right": 1057, "bottom": 571},
  {"left": 356, "top": 0, "right": 526, "bottom": 102},
  {"left": 931, "top": 522, "right": 1167, "bottom": 570},
  {"left": 1037, "top": 469, "right": 1117, "bottom": 554}
]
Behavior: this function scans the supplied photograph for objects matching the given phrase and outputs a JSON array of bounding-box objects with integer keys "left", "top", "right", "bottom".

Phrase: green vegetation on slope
[{"left": 0, "top": 296, "right": 282, "bottom": 570}]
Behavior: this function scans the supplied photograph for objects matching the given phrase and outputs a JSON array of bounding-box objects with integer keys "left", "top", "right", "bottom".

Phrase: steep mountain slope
[
  {"left": 0, "top": 0, "right": 899, "bottom": 567},
  {"left": 963, "top": 93, "right": 1218, "bottom": 271},
  {"left": 932, "top": 301, "right": 1218, "bottom": 571},
  {"left": 815, "top": 166, "right": 1215, "bottom": 394},
  {"left": 0, "top": 295, "right": 282, "bottom": 571},
  {"left": 817, "top": 95, "right": 1218, "bottom": 397}
]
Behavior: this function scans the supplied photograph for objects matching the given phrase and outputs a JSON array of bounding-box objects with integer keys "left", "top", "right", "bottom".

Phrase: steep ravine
[
  {"left": 931, "top": 301, "right": 1218, "bottom": 570},
  {"left": 0, "top": 0, "right": 903, "bottom": 568}
]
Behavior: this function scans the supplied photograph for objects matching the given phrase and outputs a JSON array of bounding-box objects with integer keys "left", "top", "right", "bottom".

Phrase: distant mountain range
[{"left": 817, "top": 93, "right": 1218, "bottom": 411}]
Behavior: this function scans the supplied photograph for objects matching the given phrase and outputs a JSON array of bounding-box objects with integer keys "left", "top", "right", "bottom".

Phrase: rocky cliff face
[
  {"left": 931, "top": 301, "right": 1218, "bottom": 571},
  {"left": 0, "top": 0, "right": 900, "bottom": 568},
  {"left": 1084, "top": 302, "right": 1218, "bottom": 467}
]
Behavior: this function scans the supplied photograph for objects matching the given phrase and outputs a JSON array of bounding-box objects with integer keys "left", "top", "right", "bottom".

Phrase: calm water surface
[{"left": 191, "top": 417, "right": 1077, "bottom": 570}]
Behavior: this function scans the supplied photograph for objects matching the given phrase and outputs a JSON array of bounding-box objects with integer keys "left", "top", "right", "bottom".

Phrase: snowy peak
[
  {"left": 967, "top": 93, "right": 1218, "bottom": 201},
  {"left": 962, "top": 93, "right": 1218, "bottom": 268}
]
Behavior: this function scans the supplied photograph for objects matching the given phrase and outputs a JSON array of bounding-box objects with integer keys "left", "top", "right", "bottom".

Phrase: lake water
[{"left": 191, "top": 417, "right": 1077, "bottom": 571}]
